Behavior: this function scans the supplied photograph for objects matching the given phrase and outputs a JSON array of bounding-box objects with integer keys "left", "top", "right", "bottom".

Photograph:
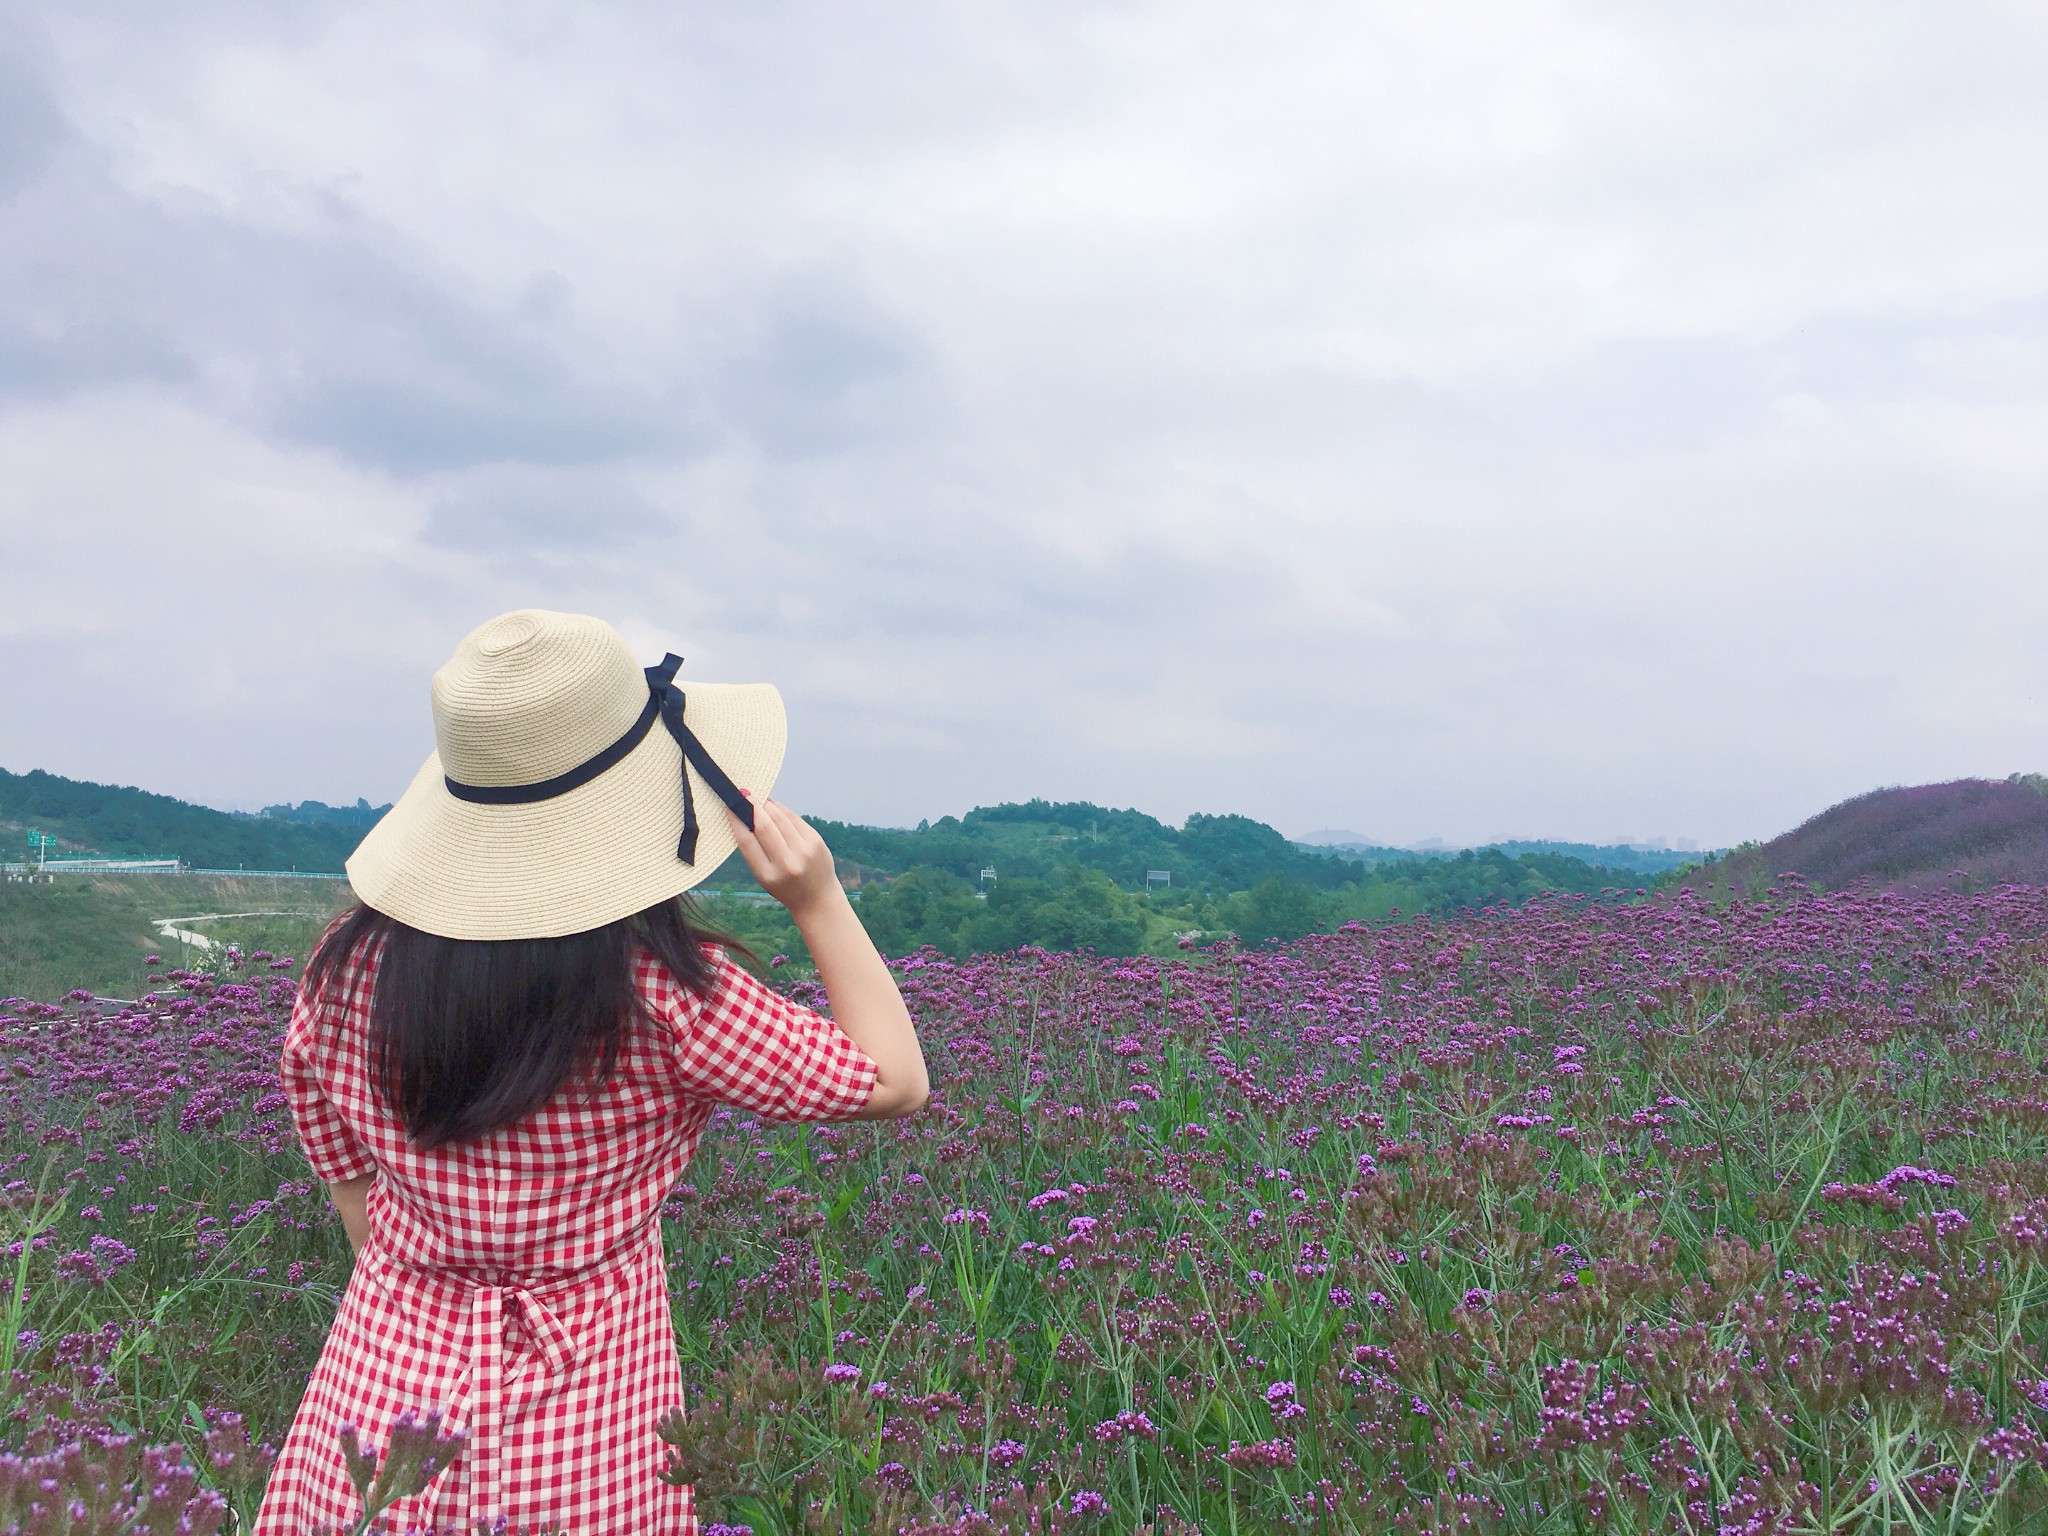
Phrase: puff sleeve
[
  {"left": 665, "top": 950, "right": 879, "bottom": 1122},
  {"left": 279, "top": 987, "right": 376, "bottom": 1183}
]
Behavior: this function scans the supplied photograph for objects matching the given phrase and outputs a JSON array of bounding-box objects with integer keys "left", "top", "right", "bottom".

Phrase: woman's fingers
[
  {"left": 726, "top": 798, "right": 766, "bottom": 851},
  {"left": 726, "top": 795, "right": 832, "bottom": 909},
  {"left": 769, "top": 798, "right": 805, "bottom": 834},
  {"left": 760, "top": 800, "right": 828, "bottom": 882},
  {"left": 782, "top": 805, "right": 823, "bottom": 855},
  {"left": 724, "top": 804, "right": 781, "bottom": 886},
  {"left": 779, "top": 803, "right": 827, "bottom": 868},
  {"left": 749, "top": 795, "right": 796, "bottom": 870},
  {"left": 767, "top": 799, "right": 808, "bottom": 848}
]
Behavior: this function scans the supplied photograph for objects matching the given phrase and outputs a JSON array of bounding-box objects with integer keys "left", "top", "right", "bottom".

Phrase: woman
[{"left": 254, "top": 609, "right": 929, "bottom": 1535}]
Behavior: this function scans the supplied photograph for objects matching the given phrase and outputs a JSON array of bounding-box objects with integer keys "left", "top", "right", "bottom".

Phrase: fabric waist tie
[
  {"left": 446, "top": 1280, "right": 580, "bottom": 1526},
  {"left": 360, "top": 1243, "right": 590, "bottom": 1529},
  {"left": 468, "top": 1286, "right": 506, "bottom": 1521}
]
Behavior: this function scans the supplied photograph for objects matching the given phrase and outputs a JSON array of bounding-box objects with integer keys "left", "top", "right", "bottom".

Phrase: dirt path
[{"left": 152, "top": 911, "right": 314, "bottom": 955}]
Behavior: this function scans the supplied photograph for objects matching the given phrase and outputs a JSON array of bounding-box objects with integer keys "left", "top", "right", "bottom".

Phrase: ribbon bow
[
  {"left": 646, "top": 653, "right": 756, "bottom": 863},
  {"left": 443, "top": 652, "right": 757, "bottom": 865}
]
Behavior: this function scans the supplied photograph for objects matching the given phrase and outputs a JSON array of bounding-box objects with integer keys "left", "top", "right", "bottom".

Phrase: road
[{"left": 152, "top": 911, "right": 315, "bottom": 955}]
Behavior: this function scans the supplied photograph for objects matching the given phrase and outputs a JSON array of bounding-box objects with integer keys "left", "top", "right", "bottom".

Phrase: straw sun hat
[{"left": 345, "top": 609, "right": 785, "bottom": 940}]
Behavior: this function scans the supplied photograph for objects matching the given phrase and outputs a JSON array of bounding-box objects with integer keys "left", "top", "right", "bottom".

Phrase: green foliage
[
  {"left": 977, "top": 866, "right": 1149, "bottom": 956},
  {"left": 0, "top": 769, "right": 363, "bottom": 873},
  {"left": 0, "top": 878, "right": 159, "bottom": 1000},
  {"left": 709, "top": 799, "right": 1667, "bottom": 961},
  {"left": 1325, "top": 847, "right": 1626, "bottom": 923},
  {"left": 842, "top": 845, "right": 1640, "bottom": 962},
  {"left": 790, "top": 798, "right": 1359, "bottom": 897},
  {"left": 1182, "top": 813, "right": 1338, "bottom": 891},
  {"left": 1304, "top": 838, "right": 1711, "bottom": 876},
  {"left": 0, "top": 770, "right": 1655, "bottom": 979},
  {"left": 685, "top": 896, "right": 801, "bottom": 960},
  {"left": 851, "top": 865, "right": 1164, "bottom": 961},
  {"left": 1486, "top": 839, "right": 1705, "bottom": 875},
  {"left": 0, "top": 875, "right": 354, "bottom": 1001},
  {"left": 852, "top": 868, "right": 984, "bottom": 960},
  {"left": 1226, "top": 873, "right": 1329, "bottom": 946},
  {"left": 257, "top": 799, "right": 391, "bottom": 828}
]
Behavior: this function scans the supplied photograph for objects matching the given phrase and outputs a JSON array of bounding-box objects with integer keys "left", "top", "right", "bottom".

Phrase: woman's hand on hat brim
[
  {"left": 732, "top": 793, "right": 927, "bottom": 1117},
  {"left": 725, "top": 794, "right": 843, "bottom": 918}
]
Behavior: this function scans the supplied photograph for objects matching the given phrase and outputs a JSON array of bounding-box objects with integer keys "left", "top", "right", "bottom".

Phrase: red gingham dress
[{"left": 255, "top": 942, "right": 878, "bottom": 1536}]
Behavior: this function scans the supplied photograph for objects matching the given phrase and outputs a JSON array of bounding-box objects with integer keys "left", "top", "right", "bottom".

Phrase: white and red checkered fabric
[{"left": 254, "top": 942, "right": 878, "bottom": 1536}]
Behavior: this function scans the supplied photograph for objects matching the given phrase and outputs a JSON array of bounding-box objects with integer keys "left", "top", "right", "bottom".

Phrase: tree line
[
  {"left": 0, "top": 769, "right": 371, "bottom": 872},
  {"left": 3, "top": 772, "right": 1661, "bottom": 967},
  {"left": 701, "top": 802, "right": 1655, "bottom": 967}
]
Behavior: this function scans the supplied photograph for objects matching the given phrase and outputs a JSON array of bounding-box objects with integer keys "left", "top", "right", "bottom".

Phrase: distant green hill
[
  {"left": 735, "top": 800, "right": 1651, "bottom": 963},
  {"left": 1295, "top": 836, "right": 1708, "bottom": 876},
  {"left": 1671, "top": 776, "right": 2048, "bottom": 896},
  {"left": 0, "top": 771, "right": 1655, "bottom": 974},
  {"left": 0, "top": 872, "right": 356, "bottom": 1001},
  {"left": 1, "top": 768, "right": 1651, "bottom": 898},
  {"left": 742, "top": 800, "right": 1669, "bottom": 905},
  {"left": 783, "top": 799, "right": 1369, "bottom": 894},
  {"left": 0, "top": 768, "right": 365, "bottom": 872},
  {"left": 258, "top": 799, "right": 392, "bottom": 829},
  {"left": 1488, "top": 840, "right": 1706, "bottom": 876}
]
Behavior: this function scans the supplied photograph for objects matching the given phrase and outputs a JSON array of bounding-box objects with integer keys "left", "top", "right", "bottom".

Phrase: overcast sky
[{"left": 3, "top": 3, "right": 2045, "bottom": 848}]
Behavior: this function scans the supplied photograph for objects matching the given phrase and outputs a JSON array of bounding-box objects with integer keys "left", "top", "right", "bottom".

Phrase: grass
[
  {"left": 0, "top": 874, "right": 354, "bottom": 1000},
  {"left": 10, "top": 884, "right": 2048, "bottom": 1531}
]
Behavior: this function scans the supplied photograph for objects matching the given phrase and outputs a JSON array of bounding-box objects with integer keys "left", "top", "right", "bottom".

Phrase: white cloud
[{"left": 2, "top": 2, "right": 2046, "bottom": 845}]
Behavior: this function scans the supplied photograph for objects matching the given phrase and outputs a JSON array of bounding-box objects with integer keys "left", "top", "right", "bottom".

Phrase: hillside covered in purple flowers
[
  {"left": 8, "top": 880, "right": 2048, "bottom": 1529},
  {"left": 1681, "top": 776, "right": 2048, "bottom": 896}
]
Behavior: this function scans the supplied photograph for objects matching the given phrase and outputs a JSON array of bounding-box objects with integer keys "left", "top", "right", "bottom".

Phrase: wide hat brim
[{"left": 346, "top": 682, "right": 785, "bottom": 940}]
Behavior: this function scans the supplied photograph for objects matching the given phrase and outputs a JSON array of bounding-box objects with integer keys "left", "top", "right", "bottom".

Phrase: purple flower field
[{"left": 9, "top": 879, "right": 2048, "bottom": 1532}]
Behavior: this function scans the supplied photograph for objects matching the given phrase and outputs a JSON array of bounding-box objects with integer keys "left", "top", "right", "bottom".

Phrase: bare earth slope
[{"left": 1679, "top": 776, "right": 2048, "bottom": 895}]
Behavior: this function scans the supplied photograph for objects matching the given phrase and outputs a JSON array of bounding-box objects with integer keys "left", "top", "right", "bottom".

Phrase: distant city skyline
[{"left": 3, "top": 6, "right": 2044, "bottom": 849}]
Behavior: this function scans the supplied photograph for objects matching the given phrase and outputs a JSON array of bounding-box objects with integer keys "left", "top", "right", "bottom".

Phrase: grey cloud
[
  {"left": 1530, "top": 335, "right": 1779, "bottom": 452},
  {"left": 0, "top": 102, "right": 699, "bottom": 471},
  {"left": 1389, "top": 301, "right": 2048, "bottom": 473},
  {"left": 0, "top": 49, "right": 66, "bottom": 202},
  {"left": 272, "top": 365, "right": 674, "bottom": 475},
  {"left": 0, "top": 120, "right": 938, "bottom": 473},
  {"left": 214, "top": 239, "right": 704, "bottom": 471},
  {"left": 422, "top": 473, "right": 679, "bottom": 553},
  {"left": 1777, "top": 300, "right": 2048, "bottom": 398},
  {"left": 5, "top": 3, "right": 2048, "bottom": 848},
  {"left": 0, "top": 30, "right": 945, "bottom": 475},
  {"left": 711, "top": 294, "right": 928, "bottom": 460},
  {"left": 0, "top": 314, "right": 192, "bottom": 400},
  {"left": 0, "top": 50, "right": 193, "bottom": 396}
]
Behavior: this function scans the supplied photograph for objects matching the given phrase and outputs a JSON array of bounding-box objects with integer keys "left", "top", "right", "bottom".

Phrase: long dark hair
[{"left": 302, "top": 896, "right": 760, "bottom": 1149}]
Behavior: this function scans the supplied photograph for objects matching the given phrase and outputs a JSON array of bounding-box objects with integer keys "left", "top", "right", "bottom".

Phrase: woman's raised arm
[{"left": 724, "top": 795, "right": 930, "bottom": 1118}]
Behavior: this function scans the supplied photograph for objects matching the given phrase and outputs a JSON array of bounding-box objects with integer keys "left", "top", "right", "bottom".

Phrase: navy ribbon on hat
[{"left": 442, "top": 654, "right": 755, "bottom": 864}]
